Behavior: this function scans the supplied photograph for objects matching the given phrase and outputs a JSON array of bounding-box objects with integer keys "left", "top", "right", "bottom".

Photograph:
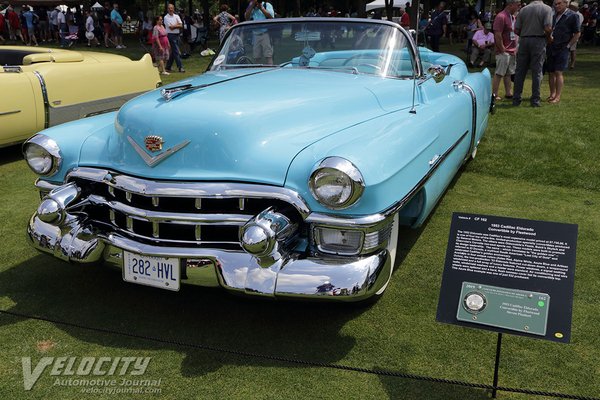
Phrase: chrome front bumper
[{"left": 27, "top": 213, "right": 392, "bottom": 302}]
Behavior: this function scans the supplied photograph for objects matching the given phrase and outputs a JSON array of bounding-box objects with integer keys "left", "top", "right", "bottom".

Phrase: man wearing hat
[
  {"left": 470, "top": 22, "right": 495, "bottom": 66},
  {"left": 512, "top": 0, "right": 553, "bottom": 107}
]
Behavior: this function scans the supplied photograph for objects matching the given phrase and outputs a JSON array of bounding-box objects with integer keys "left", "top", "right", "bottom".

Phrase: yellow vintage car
[{"left": 0, "top": 46, "right": 161, "bottom": 147}]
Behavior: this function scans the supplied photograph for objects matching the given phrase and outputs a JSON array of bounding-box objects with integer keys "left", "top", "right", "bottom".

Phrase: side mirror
[{"left": 427, "top": 65, "right": 446, "bottom": 83}]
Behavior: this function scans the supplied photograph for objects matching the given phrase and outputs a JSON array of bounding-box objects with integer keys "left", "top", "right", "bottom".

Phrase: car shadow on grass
[
  {"left": 0, "top": 252, "right": 416, "bottom": 377},
  {"left": 0, "top": 143, "right": 24, "bottom": 167}
]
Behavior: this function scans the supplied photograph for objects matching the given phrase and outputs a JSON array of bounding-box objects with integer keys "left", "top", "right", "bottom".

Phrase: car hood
[{"left": 81, "top": 68, "right": 413, "bottom": 185}]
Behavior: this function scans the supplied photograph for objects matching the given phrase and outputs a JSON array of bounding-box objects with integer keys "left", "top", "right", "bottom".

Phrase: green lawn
[{"left": 0, "top": 37, "right": 599, "bottom": 399}]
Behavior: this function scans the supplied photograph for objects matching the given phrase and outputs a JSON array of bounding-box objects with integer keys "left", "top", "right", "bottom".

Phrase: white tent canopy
[
  {"left": 91, "top": 2, "right": 103, "bottom": 9},
  {"left": 366, "top": 0, "right": 411, "bottom": 11}
]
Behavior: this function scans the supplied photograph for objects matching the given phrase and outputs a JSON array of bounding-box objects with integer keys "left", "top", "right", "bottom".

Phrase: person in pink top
[
  {"left": 492, "top": 0, "right": 521, "bottom": 100},
  {"left": 470, "top": 22, "right": 495, "bottom": 67},
  {"left": 152, "top": 15, "right": 171, "bottom": 75},
  {"left": 399, "top": 7, "right": 410, "bottom": 29},
  {"left": 0, "top": 12, "right": 5, "bottom": 43}
]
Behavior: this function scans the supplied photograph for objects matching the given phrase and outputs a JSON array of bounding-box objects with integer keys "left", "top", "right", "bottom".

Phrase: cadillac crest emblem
[{"left": 144, "top": 135, "right": 164, "bottom": 152}]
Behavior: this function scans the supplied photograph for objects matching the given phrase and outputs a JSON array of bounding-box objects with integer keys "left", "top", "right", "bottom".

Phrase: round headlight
[
  {"left": 309, "top": 157, "right": 364, "bottom": 209},
  {"left": 23, "top": 135, "right": 61, "bottom": 176}
]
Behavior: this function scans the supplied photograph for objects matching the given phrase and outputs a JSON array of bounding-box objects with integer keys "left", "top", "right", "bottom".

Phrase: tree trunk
[
  {"left": 355, "top": 0, "right": 368, "bottom": 18},
  {"left": 384, "top": 0, "right": 393, "bottom": 21},
  {"left": 201, "top": 0, "right": 210, "bottom": 32}
]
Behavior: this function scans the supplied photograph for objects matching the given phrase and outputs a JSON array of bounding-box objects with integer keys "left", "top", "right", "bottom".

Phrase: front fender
[
  {"left": 28, "top": 111, "right": 117, "bottom": 184},
  {"left": 284, "top": 108, "right": 440, "bottom": 216}
]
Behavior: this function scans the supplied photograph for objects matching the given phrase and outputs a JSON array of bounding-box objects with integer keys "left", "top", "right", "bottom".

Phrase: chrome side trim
[
  {"left": 307, "top": 130, "right": 470, "bottom": 227},
  {"left": 85, "top": 108, "right": 119, "bottom": 118},
  {"left": 0, "top": 110, "right": 21, "bottom": 116},
  {"left": 48, "top": 92, "right": 142, "bottom": 127},
  {"left": 33, "top": 71, "right": 50, "bottom": 129},
  {"left": 453, "top": 81, "right": 478, "bottom": 162},
  {"left": 65, "top": 167, "right": 312, "bottom": 218}
]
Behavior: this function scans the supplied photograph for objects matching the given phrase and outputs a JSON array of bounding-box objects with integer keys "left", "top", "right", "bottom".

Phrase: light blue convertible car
[{"left": 24, "top": 18, "right": 492, "bottom": 302}]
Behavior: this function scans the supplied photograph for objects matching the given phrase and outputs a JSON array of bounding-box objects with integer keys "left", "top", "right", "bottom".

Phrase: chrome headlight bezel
[
  {"left": 308, "top": 157, "right": 365, "bottom": 210},
  {"left": 23, "top": 134, "right": 62, "bottom": 176}
]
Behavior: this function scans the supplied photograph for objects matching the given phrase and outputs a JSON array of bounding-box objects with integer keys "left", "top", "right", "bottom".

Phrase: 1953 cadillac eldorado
[
  {"left": 24, "top": 18, "right": 492, "bottom": 302},
  {"left": 0, "top": 46, "right": 161, "bottom": 147}
]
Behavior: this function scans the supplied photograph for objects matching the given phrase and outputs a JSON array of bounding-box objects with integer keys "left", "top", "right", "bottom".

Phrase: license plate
[{"left": 123, "top": 251, "right": 180, "bottom": 291}]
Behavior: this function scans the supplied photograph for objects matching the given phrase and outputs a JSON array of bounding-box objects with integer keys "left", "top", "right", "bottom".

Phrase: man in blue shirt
[
  {"left": 23, "top": 6, "right": 39, "bottom": 46},
  {"left": 244, "top": 1, "right": 274, "bottom": 64},
  {"left": 425, "top": 2, "right": 448, "bottom": 52},
  {"left": 111, "top": 3, "right": 125, "bottom": 49}
]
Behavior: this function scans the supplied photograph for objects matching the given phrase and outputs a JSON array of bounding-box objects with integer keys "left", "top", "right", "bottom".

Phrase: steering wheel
[
  {"left": 236, "top": 56, "right": 253, "bottom": 64},
  {"left": 355, "top": 63, "right": 382, "bottom": 72}
]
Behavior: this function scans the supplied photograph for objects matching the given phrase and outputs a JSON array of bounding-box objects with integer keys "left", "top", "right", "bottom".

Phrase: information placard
[
  {"left": 436, "top": 213, "right": 578, "bottom": 343},
  {"left": 456, "top": 282, "right": 550, "bottom": 336}
]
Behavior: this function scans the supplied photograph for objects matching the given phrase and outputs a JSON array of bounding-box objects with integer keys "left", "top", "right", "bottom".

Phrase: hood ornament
[
  {"left": 161, "top": 84, "right": 193, "bottom": 101},
  {"left": 127, "top": 136, "right": 190, "bottom": 167}
]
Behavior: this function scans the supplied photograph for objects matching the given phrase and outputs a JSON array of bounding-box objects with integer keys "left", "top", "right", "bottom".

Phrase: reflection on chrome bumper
[{"left": 27, "top": 214, "right": 391, "bottom": 302}]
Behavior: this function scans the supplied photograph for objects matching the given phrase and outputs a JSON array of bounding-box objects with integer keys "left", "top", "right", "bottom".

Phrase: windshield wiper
[
  {"left": 301, "top": 65, "right": 360, "bottom": 75},
  {"left": 217, "top": 61, "right": 290, "bottom": 70}
]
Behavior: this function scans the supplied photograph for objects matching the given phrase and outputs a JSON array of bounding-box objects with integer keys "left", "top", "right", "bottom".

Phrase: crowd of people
[
  {"left": 0, "top": 1, "right": 595, "bottom": 104},
  {"left": 0, "top": 3, "right": 136, "bottom": 48},
  {"left": 423, "top": 0, "right": 591, "bottom": 106}
]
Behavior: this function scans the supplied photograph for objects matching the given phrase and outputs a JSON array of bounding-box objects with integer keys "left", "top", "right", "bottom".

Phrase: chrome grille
[{"left": 67, "top": 171, "right": 307, "bottom": 248}]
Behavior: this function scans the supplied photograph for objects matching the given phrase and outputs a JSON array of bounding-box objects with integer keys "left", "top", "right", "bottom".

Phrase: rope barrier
[{"left": 1, "top": 309, "right": 597, "bottom": 400}]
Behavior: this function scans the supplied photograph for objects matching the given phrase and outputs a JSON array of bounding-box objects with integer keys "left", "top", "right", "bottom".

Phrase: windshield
[{"left": 210, "top": 20, "right": 416, "bottom": 78}]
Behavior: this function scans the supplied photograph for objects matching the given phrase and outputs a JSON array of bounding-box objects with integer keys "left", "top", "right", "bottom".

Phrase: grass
[{"left": 0, "top": 36, "right": 599, "bottom": 399}]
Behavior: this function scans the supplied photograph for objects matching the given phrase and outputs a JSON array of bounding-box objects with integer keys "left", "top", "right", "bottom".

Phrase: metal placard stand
[{"left": 437, "top": 213, "right": 578, "bottom": 397}]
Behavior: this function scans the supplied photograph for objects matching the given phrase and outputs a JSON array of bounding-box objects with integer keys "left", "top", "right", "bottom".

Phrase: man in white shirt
[
  {"left": 50, "top": 7, "right": 59, "bottom": 43},
  {"left": 470, "top": 22, "right": 495, "bottom": 66},
  {"left": 85, "top": 10, "right": 99, "bottom": 47},
  {"left": 57, "top": 9, "right": 67, "bottom": 47},
  {"left": 164, "top": 4, "right": 185, "bottom": 72}
]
